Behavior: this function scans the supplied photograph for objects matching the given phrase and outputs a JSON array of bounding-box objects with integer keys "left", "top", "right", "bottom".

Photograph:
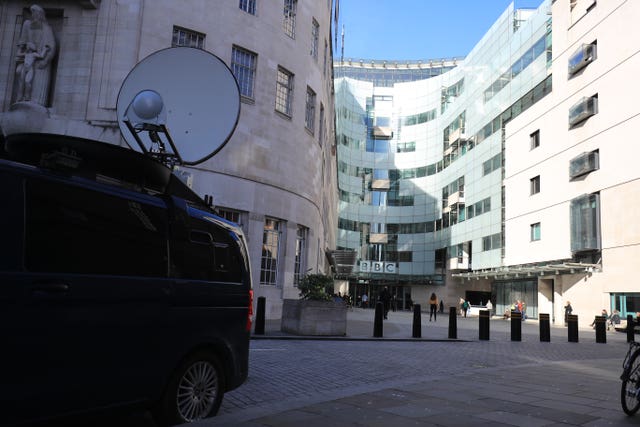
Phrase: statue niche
[{"left": 13, "top": 4, "right": 57, "bottom": 107}]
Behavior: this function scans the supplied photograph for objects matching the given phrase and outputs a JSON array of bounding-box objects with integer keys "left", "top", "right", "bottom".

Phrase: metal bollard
[
  {"left": 539, "top": 313, "right": 550, "bottom": 342},
  {"left": 627, "top": 314, "right": 635, "bottom": 343},
  {"left": 412, "top": 304, "right": 422, "bottom": 338},
  {"left": 373, "top": 301, "right": 384, "bottom": 338},
  {"left": 567, "top": 314, "right": 579, "bottom": 342},
  {"left": 479, "top": 310, "right": 490, "bottom": 340},
  {"left": 448, "top": 306, "right": 457, "bottom": 339},
  {"left": 595, "top": 315, "right": 606, "bottom": 343},
  {"left": 510, "top": 311, "right": 522, "bottom": 341},
  {"left": 254, "top": 296, "right": 266, "bottom": 335}
]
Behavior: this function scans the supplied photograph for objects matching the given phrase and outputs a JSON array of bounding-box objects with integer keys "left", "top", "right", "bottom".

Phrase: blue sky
[{"left": 336, "top": 0, "right": 544, "bottom": 61}]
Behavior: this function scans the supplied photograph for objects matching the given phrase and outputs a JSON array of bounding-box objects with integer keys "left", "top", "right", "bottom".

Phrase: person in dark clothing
[
  {"left": 439, "top": 300, "right": 444, "bottom": 313},
  {"left": 379, "top": 286, "right": 391, "bottom": 319},
  {"left": 564, "top": 301, "right": 573, "bottom": 326}
]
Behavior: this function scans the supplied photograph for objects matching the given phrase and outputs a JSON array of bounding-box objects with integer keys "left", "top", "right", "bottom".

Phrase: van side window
[
  {"left": 25, "top": 178, "right": 168, "bottom": 276},
  {"left": 0, "top": 172, "right": 24, "bottom": 271}
]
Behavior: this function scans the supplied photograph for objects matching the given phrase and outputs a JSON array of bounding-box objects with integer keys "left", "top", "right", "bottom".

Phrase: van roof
[{"left": 2, "top": 133, "right": 205, "bottom": 206}]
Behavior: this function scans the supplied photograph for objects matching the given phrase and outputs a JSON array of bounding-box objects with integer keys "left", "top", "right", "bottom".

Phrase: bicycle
[{"left": 621, "top": 341, "right": 640, "bottom": 415}]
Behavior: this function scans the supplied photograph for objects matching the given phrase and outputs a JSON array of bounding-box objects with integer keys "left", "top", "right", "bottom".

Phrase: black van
[{"left": 0, "top": 133, "right": 253, "bottom": 426}]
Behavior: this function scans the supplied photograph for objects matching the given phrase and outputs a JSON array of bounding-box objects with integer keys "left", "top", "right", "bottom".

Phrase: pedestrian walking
[
  {"left": 564, "top": 301, "right": 573, "bottom": 326},
  {"left": 362, "top": 293, "right": 368, "bottom": 308},
  {"left": 428, "top": 293, "right": 438, "bottom": 321},
  {"left": 439, "top": 299, "right": 444, "bottom": 313}
]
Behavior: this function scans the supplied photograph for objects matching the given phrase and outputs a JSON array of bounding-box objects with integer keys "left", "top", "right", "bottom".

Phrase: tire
[
  {"left": 622, "top": 352, "right": 640, "bottom": 415},
  {"left": 155, "top": 351, "right": 225, "bottom": 426}
]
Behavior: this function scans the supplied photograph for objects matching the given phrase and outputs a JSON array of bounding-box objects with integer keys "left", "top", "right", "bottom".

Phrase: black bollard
[
  {"left": 412, "top": 304, "right": 422, "bottom": 338},
  {"left": 567, "top": 314, "right": 579, "bottom": 342},
  {"left": 539, "top": 313, "right": 550, "bottom": 342},
  {"left": 627, "top": 314, "right": 635, "bottom": 343},
  {"left": 448, "top": 306, "right": 457, "bottom": 339},
  {"left": 510, "top": 311, "right": 522, "bottom": 341},
  {"left": 479, "top": 309, "right": 490, "bottom": 340},
  {"left": 254, "top": 296, "right": 266, "bottom": 335},
  {"left": 595, "top": 315, "right": 606, "bottom": 344},
  {"left": 373, "top": 301, "right": 384, "bottom": 337}
]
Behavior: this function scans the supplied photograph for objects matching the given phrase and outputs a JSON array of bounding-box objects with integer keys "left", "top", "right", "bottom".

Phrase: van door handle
[{"left": 31, "top": 283, "right": 70, "bottom": 297}]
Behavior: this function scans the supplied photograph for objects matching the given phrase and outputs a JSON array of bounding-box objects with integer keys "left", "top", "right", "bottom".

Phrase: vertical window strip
[
  {"left": 305, "top": 87, "right": 316, "bottom": 132},
  {"left": 231, "top": 46, "right": 257, "bottom": 99},
  {"left": 311, "top": 18, "right": 319, "bottom": 60},
  {"left": 283, "top": 0, "right": 297, "bottom": 38},
  {"left": 260, "top": 219, "right": 281, "bottom": 285},
  {"left": 275, "top": 67, "right": 293, "bottom": 116},
  {"left": 294, "top": 225, "right": 308, "bottom": 286}
]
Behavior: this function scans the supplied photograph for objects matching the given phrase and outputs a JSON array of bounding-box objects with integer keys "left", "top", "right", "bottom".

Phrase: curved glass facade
[{"left": 335, "top": 1, "right": 552, "bottom": 299}]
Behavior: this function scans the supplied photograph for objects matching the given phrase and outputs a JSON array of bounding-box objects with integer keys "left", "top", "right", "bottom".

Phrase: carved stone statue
[{"left": 14, "top": 5, "right": 57, "bottom": 106}]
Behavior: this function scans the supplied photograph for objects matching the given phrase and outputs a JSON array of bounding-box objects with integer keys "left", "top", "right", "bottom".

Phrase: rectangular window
[
  {"left": 323, "top": 40, "right": 328, "bottom": 76},
  {"left": 311, "top": 18, "right": 319, "bottom": 60},
  {"left": 530, "top": 130, "right": 540, "bottom": 150},
  {"left": 283, "top": 0, "right": 297, "bottom": 38},
  {"left": 294, "top": 225, "right": 308, "bottom": 286},
  {"left": 318, "top": 104, "right": 325, "bottom": 146},
  {"left": 569, "top": 94, "right": 598, "bottom": 127},
  {"left": 261, "top": 218, "right": 282, "bottom": 285},
  {"left": 530, "top": 222, "right": 541, "bottom": 241},
  {"left": 305, "top": 86, "right": 316, "bottom": 132},
  {"left": 570, "top": 193, "right": 601, "bottom": 253},
  {"left": 482, "top": 233, "right": 503, "bottom": 251},
  {"left": 568, "top": 41, "right": 597, "bottom": 76},
  {"left": 216, "top": 207, "right": 240, "bottom": 224},
  {"left": 569, "top": 149, "right": 599, "bottom": 180},
  {"left": 530, "top": 175, "right": 541, "bottom": 195},
  {"left": 172, "top": 26, "right": 205, "bottom": 49},
  {"left": 275, "top": 67, "right": 294, "bottom": 116},
  {"left": 231, "top": 46, "right": 257, "bottom": 99},
  {"left": 239, "top": 0, "right": 256, "bottom": 15}
]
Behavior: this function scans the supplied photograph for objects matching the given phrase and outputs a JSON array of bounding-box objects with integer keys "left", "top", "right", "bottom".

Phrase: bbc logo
[{"left": 359, "top": 261, "right": 396, "bottom": 273}]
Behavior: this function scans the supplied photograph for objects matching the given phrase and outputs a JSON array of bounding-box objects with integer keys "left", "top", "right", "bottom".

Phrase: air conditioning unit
[
  {"left": 569, "top": 150, "right": 599, "bottom": 179},
  {"left": 568, "top": 95, "right": 598, "bottom": 127},
  {"left": 568, "top": 43, "right": 596, "bottom": 75}
]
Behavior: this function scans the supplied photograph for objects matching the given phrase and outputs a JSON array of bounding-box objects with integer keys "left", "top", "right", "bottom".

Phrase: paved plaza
[{"left": 195, "top": 308, "right": 637, "bottom": 427}]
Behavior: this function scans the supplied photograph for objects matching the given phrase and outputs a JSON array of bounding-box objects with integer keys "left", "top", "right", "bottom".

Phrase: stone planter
[{"left": 281, "top": 299, "right": 347, "bottom": 336}]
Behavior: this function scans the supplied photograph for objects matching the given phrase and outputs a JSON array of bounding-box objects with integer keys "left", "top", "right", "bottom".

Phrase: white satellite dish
[{"left": 116, "top": 47, "right": 240, "bottom": 166}]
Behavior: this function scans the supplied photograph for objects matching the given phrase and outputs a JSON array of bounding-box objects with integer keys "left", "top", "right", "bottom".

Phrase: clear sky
[{"left": 336, "top": 0, "right": 544, "bottom": 61}]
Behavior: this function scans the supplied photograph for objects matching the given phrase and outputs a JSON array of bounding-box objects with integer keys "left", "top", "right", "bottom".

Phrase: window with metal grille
[
  {"left": 260, "top": 218, "right": 282, "bottom": 285},
  {"left": 311, "top": 18, "right": 319, "bottom": 60},
  {"left": 171, "top": 26, "right": 205, "bottom": 49},
  {"left": 275, "top": 67, "right": 294, "bottom": 116},
  {"left": 294, "top": 225, "right": 308, "bottom": 286},
  {"left": 305, "top": 86, "right": 316, "bottom": 132},
  {"left": 231, "top": 45, "right": 257, "bottom": 99},
  {"left": 283, "top": 0, "right": 297, "bottom": 38},
  {"left": 239, "top": 0, "right": 256, "bottom": 15}
]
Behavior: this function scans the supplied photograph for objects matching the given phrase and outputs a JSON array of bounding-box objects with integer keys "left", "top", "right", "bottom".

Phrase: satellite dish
[{"left": 116, "top": 47, "right": 240, "bottom": 166}]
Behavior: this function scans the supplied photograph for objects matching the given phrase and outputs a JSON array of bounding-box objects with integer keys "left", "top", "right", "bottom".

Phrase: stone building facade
[{"left": 0, "top": 1, "right": 338, "bottom": 319}]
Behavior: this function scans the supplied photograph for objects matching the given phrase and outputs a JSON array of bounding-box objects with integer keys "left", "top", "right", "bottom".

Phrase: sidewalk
[
  {"left": 254, "top": 307, "right": 629, "bottom": 343},
  {"left": 192, "top": 309, "right": 635, "bottom": 427}
]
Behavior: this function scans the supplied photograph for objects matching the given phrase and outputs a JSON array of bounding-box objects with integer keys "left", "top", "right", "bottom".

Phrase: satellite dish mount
[{"left": 122, "top": 89, "right": 183, "bottom": 168}]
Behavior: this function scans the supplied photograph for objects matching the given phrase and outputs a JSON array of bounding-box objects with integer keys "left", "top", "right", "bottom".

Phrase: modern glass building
[{"left": 334, "top": 1, "right": 553, "bottom": 312}]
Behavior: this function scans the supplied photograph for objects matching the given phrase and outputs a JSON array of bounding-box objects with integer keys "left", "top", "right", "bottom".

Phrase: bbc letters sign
[{"left": 359, "top": 261, "right": 396, "bottom": 273}]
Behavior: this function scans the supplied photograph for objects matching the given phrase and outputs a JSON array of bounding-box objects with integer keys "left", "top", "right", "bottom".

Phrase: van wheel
[{"left": 155, "top": 351, "right": 225, "bottom": 426}]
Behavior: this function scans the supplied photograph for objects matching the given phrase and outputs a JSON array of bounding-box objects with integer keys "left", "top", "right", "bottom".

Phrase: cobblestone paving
[{"left": 217, "top": 337, "right": 629, "bottom": 421}]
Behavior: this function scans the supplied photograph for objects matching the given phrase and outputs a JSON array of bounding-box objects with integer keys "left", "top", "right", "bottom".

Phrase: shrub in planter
[{"left": 281, "top": 274, "right": 347, "bottom": 336}]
